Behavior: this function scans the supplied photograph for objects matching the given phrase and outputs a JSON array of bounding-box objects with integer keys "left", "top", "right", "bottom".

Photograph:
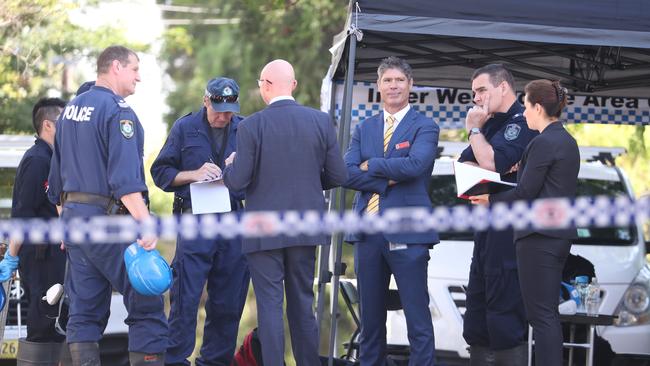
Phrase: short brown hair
[
  {"left": 377, "top": 56, "right": 413, "bottom": 81},
  {"left": 96, "top": 45, "right": 138, "bottom": 74},
  {"left": 524, "top": 80, "right": 568, "bottom": 118},
  {"left": 472, "top": 64, "right": 515, "bottom": 92}
]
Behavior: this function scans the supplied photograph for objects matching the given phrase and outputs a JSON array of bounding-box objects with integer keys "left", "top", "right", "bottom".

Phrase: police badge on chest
[{"left": 504, "top": 123, "right": 521, "bottom": 141}]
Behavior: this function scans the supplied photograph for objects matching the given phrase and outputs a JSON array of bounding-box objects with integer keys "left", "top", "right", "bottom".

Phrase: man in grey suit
[{"left": 223, "top": 59, "right": 348, "bottom": 365}]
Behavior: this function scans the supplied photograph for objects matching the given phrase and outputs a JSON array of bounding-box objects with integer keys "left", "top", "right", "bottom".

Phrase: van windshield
[
  {"left": 429, "top": 174, "right": 636, "bottom": 245},
  {"left": 574, "top": 178, "right": 636, "bottom": 245}
]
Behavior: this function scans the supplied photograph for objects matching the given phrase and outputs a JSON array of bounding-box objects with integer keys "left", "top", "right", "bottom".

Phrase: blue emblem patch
[
  {"left": 504, "top": 124, "right": 521, "bottom": 141},
  {"left": 120, "top": 120, "right": 134, "bottom": 139}
]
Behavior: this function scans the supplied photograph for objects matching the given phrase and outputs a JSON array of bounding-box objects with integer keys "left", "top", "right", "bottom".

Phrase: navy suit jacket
[
  {"left": 344, "top": 108, "right": 440, "bottom": 245},
  {"left": 150, "top": 107, "right": 244, "bottom": 209},
  {"left": 223, "top": 99, "right": 348, "bottom": 253}
]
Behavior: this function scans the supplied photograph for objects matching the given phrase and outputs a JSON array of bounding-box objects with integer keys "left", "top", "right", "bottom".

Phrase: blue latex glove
[{"left": 0, "top": 253, "right": 19, "bottom": 282}]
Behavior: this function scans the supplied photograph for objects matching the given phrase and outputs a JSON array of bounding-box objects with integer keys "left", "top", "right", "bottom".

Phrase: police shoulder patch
[
  {"left": 504, "top": 123, "right": 521, "bottom": 141},
  {"left": 120, "top": 120, "right": 135, "bottom": 139}
]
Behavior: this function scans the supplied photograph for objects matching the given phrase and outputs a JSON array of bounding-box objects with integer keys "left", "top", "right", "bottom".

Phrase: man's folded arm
[
  {"left": 367, "top": 123, "right": 439, "bottom": 181},
  {"left": 343, "top": 124, "right": 389, "bottom": 194}
]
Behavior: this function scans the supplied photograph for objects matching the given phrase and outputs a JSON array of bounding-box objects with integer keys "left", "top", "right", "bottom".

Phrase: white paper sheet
[
  {"left": 189, "top": 179, "right": 232, "bottom": 214},
  {"left": 453, "top": 161, "right": 516, "bottom": 199}
]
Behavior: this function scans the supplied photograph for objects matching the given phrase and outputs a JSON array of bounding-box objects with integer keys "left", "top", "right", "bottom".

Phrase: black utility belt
[
  {"left": 62, "top": 192, "right": 129, "bottom": 216},
  {"left": 173, "top": 196, "right": 242, "bottom": 214},
  {"left": 172, "top": 195, "right": 193, "bottom": 214}
]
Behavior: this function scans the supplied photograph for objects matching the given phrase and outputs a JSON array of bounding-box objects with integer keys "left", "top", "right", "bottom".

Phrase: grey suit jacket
[
  {"left": 490, "top": 121, "right": 580, "bottom": 240},
  {"left": 223, "top": 99, "right": 348, "bottom": 253}
]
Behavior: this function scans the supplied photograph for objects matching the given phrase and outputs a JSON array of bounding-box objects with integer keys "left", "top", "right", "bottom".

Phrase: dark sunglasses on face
[{"left": 208, "top": 94, "right": 239, "bottom": 103}]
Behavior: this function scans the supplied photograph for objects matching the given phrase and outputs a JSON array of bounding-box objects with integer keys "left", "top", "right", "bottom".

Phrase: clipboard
[{"left": 189, "top": 178, "right": 232, "bottom": 214}]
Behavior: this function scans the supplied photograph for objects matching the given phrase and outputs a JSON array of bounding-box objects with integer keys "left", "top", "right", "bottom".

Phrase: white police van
[
  {"left": 0, "top": 134, "right": 130, "bottom": 365},
  {"left": 384, "top": 142, "right": 650, "bottom": 365}
]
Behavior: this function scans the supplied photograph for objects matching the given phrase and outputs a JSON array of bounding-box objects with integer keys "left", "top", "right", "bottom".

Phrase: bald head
[{"left": 258, "top": 59, "right": 297, "bottom": 104}]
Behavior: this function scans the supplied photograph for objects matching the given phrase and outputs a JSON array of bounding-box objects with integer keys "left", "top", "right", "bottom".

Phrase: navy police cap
[
  {"left": 205, "top": 77, "right": 240, "bottom": 113},
  {"left": 76, "top": 81, "right": 95, "bottom": 96}
]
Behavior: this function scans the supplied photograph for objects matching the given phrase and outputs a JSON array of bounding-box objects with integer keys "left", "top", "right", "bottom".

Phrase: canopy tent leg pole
[
  {"left": 315, "top": 217, "right": 332, "bottom": 330},
  {"left": 328, "top": 32, "right": 357, "bottom": 366},
  {"left": 315, "top": 79, "right": 342, "bottom": 331}
]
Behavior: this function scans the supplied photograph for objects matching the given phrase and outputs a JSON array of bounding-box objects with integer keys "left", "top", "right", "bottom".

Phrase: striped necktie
[{"left": 366, "top": 114, "right": 396, "bottom": 214}]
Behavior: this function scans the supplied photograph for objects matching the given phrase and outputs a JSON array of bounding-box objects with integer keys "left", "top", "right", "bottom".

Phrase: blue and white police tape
[{"left": 0, "top": 195, "right": 649, "bottom": 245}]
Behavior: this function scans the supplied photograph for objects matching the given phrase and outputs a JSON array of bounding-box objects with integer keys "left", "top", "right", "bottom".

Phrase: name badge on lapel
[{"left": 395, "top": 141, "right": 410, "bottom": 150}]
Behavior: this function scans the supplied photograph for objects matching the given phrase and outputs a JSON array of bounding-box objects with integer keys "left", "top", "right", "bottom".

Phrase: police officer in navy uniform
[
  {"left": 0, "top": 98, "right": 67, "bottom": 363},
  {"left": 458, "top": 64, "right": 537, "bottom": 365},
  {"left": 47, "top": 45, "right": 167, "bottom": 366},
  {"left": 151, "top": 77, "right": 249, "bottom": 366}
]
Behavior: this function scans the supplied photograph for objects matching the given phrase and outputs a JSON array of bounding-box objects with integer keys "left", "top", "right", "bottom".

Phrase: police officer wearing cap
[
  {"left": 151, "top": 77, "right": 249, "bottom": 366},
  {"left": 458, "top": 64, "right": 538, "bottom": 365},
  {"left": 0, "top": 97, "right": 67, "bottom": 363},
  {"left": 47, "top": 45, "right": 167, "bottom": 366}
]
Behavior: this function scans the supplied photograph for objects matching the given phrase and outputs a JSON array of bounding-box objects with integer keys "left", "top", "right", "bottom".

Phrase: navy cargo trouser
[
  {"left": 463, "top": 229, "right": 527, "bottom": 350},
  {"left": 18, "top": 244, "right": 67, "bottom": 342},
  {"left": 62, "top": 202, "right": 168, "bottom": 354},
  {"left": 166, "top": 234, "right": 250, "bottom": 366}
]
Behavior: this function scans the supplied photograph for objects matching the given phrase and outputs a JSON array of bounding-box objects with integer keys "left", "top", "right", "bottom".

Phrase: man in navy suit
[
  {"left": 151, "top": 77, "right": 249, "bottom": 366},
  {"left": 343, "top": 56, "right": 440, "bottom": 366},
  {"left": 223, "top": 59, "right": 347, "bottom": 366}
]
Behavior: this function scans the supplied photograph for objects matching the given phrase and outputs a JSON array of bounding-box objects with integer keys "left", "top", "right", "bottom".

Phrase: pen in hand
[{"left": 207, "top": 157, "right": 222, "bottom": 180}]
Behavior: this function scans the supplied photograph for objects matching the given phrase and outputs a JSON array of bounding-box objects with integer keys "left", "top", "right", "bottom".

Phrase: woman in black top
[{"left": 470, "top": 79, "right": 579, "bottom": 366}]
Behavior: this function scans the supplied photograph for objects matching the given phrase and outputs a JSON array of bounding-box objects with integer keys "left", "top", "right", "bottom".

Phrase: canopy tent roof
[{"left": 327, "top": 0, "right": 650, "bottom": 97}]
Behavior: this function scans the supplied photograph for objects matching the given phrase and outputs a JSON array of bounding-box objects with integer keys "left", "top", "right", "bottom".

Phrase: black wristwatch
[{"left": 468, "top": 127, "right": 481, "bottom": 140}]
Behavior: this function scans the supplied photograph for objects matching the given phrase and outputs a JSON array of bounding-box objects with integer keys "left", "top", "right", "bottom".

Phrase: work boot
[
  {"left": 493, "top": 343, "right": 528, "bottom": 366},
  {"left": 129, "top": 352, "right": 164, "bottom": 366},
  {"left": 16, "top": 339, "right": 63, "bottom": 366},
  {"left": 69, "top": 342, "right": 100, "bottom": 366},
  {"left": 59, "top": 342, "right": 72, "bottom": 366},
  {"left": 469, "top": 345, "right": 496, "bottom": 366}
]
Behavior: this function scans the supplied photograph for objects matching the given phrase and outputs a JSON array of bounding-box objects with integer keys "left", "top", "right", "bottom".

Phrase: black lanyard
[{"left": 215, "top": 126, "right": 229, "bottom": 165}]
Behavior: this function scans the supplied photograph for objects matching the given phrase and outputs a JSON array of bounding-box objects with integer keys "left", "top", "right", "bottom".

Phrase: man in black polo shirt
[{"left": 0, "top": 97, "right": 67, "bottom": 361}]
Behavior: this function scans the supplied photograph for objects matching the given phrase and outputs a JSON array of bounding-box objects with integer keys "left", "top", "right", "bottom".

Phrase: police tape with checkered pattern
[{"left": 1, "top": 195, "right": 649, "bottom": 245}]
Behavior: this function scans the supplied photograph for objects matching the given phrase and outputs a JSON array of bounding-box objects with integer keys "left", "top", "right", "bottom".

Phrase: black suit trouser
[
  {"left": 516, "top": 233, "right": 571, "bottom": 366},
  {"left": 246, "top": 246, "right": 320, "bottom": 366}
]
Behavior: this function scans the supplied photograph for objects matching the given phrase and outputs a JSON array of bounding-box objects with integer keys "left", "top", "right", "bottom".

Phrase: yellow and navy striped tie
[{"left": 366, "top": 114, "right": 395, "bottom": 214}]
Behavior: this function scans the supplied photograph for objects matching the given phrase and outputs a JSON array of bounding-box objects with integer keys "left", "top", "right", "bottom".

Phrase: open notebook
[{"left": 453, "top": 161, "right": 516, "bottom": 199}]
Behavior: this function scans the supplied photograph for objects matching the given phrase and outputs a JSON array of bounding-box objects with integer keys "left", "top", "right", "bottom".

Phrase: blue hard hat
[{"left": 124, "top": 243, "right": 172, "bottom": 296}]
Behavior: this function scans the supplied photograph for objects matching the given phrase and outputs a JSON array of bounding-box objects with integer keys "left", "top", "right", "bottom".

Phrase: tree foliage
[
  {"left": 0, "top": 0, "right": 139, "bottom": 133},
  {"left": 160, "top": 0, "right": 348, "bottom": 128}
]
